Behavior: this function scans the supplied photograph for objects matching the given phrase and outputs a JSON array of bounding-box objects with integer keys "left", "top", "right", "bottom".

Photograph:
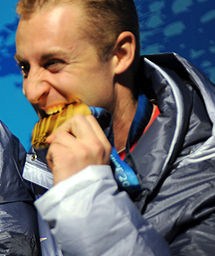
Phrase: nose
[{"left": 23, "top": 68, "right": 50, "bottom": 105}]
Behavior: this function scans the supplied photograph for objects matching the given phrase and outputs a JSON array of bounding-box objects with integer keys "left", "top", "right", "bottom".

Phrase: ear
[{"left": 112, "top": 31, "right": 136, "bottom": 75}]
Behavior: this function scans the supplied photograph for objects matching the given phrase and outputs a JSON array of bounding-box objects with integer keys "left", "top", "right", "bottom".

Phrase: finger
[
  {"left": 50, "top": 114, "right": 99, "bottom": 141},
  {"left": 45, "top": 132, "right": 55, "bottom": 144},
  {"left": 48, "top": 115, "right": 111, "bottom": 163},
  {"left": 46, "top": 112, "right": 109, "bottom": 145},
  {"left": 45, "top": 115, "right": 84, "bottom": 144}
]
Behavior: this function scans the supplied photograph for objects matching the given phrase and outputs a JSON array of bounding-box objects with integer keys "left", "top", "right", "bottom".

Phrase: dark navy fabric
[{"left": 0, "top": 121, "right": 40, "bottom": 255}]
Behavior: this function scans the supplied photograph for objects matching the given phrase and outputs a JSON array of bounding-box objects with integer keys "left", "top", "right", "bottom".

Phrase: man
[
  {"left": 15, "top": 0, "right": 215, "bottom": 255},
  {"left": 0, "top": 121, "right": 40, "bottom": 255}
]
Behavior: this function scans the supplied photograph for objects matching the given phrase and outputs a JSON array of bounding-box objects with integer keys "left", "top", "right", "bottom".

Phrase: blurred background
[{"left": 0, "top": 0, "right": 215, "bottom": 150}]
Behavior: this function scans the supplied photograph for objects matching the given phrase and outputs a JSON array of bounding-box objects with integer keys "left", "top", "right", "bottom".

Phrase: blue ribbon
[
  {"left": 90, "top": 95, "right": 152, "bottom": 195},
  {"left": 89, "top": 106, "right": 140, "bottom": 195},
  {"left": 110, "top": 147, "right": 141, "bottom": 194}
]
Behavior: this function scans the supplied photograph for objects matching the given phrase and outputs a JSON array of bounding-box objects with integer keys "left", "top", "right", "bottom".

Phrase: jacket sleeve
[
  {"left": 35, "top": 165, "right": 170, "bottom": 256},
  {"left": 0, "top": 121, "right": 40, "bottom": 255}
]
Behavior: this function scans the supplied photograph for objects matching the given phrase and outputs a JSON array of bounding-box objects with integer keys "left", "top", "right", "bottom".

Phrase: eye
[
  {"left": 17, "top": 61, "right": 30, "bottom": 79},
  {"left": 44, "top": 59, "right": 66, "bottom": 73}
]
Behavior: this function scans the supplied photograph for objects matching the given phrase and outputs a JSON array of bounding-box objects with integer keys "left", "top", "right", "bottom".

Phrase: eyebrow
[
  {"left": 14, "top": 49, "right": 69, "bottom": 63},
  {"left": 40, "top": 50, "right": 69, "bottom": 62}
]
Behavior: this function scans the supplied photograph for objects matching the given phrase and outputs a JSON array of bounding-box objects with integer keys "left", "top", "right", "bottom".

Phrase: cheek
[
  {"left": 84, "top": 71, "right": 114, "bottom": 106},
  {"left": 85, "top": 82, "right": 114, "bottom": 107},
  {"left": 48, "top": 74, "right": 75, "bottom": 98},
  {"left": 52, "top": 66, "right": 114, "bottom": 105}
]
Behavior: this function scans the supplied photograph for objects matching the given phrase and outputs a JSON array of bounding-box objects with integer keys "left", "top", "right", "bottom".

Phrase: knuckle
[
  {"left": 93, "top": 140, "right": 104, "bottom": 154},
  {"left": 71, "top": 114, "right": 83, "bottom": 124}
]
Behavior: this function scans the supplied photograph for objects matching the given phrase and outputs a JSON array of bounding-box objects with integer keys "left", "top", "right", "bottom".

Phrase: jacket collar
[{"left": 127, "top": 54, "right": 197, "bottom": 205}]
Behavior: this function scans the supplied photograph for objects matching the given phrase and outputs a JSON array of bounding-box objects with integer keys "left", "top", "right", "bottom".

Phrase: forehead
[
  {"left": 16, "top": 3, "right": 87, "bottom": 58},
  {"left": 17, "top": 3, "right": 85, "bottom": 35}
]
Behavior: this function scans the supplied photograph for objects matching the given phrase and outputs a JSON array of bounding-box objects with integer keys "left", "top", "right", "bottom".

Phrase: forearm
[{"left": 35, "top": 165, "right": 170, "bottom": 256}]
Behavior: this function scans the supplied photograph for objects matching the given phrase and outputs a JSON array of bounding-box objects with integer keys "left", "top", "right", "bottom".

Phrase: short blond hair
[{"left": 17, "top": 0, "right": 140, "bottom": 64}]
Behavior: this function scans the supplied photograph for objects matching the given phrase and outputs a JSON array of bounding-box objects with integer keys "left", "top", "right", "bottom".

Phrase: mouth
[
  {"left": 45, "top": 104, "right": 66, "bottom": 116},
  {"left": 36, "top": 104, "right": 70, "bottom": 119}
]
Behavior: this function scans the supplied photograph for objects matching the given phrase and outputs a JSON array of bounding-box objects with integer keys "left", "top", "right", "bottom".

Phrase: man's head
[
  {"left": 16, "top": 0, "right": 140, "bottom": 63},
  {"left": 15, "top": 0, "right": 140, "bottom": 123}
]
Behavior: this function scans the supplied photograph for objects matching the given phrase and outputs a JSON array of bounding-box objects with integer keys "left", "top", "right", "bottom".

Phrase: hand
[{"left": 46, "top": 115, "right": 111, "bottom": 184}]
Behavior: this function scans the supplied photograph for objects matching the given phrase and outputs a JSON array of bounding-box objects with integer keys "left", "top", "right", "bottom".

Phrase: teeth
[{"left": 45, "top": 105, "right": 65, "bottom": 115}]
